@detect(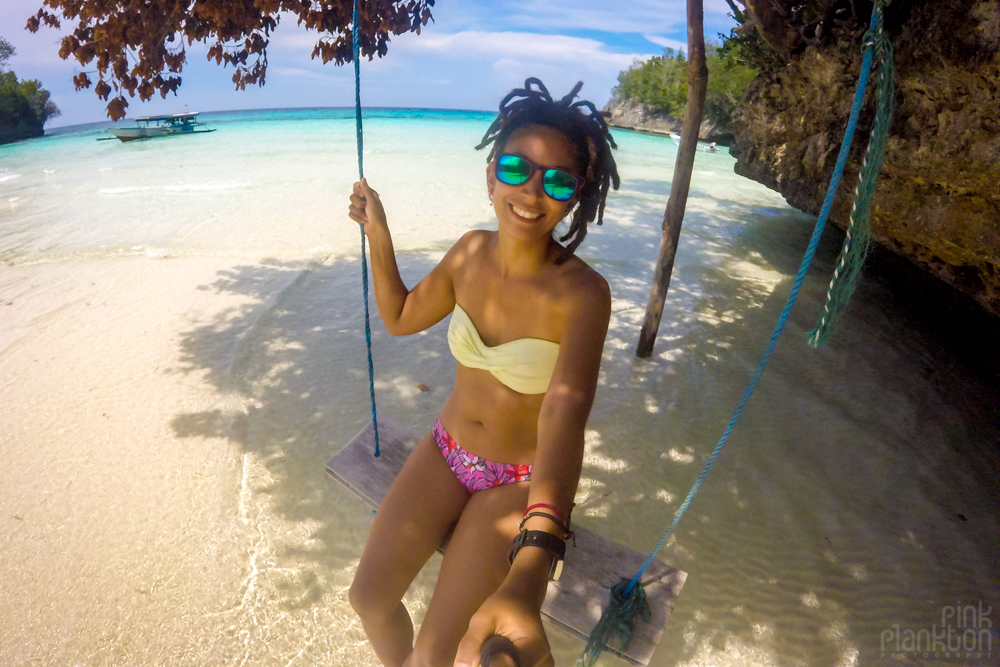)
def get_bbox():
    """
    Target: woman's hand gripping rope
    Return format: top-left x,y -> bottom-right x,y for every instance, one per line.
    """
348,178 -> 388,237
